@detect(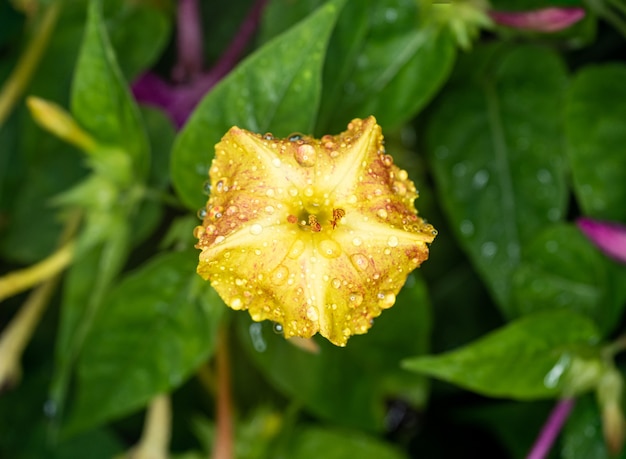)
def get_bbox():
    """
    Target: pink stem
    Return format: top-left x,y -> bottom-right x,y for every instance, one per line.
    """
527,398 -> 575,459
172,0 -> 204,83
